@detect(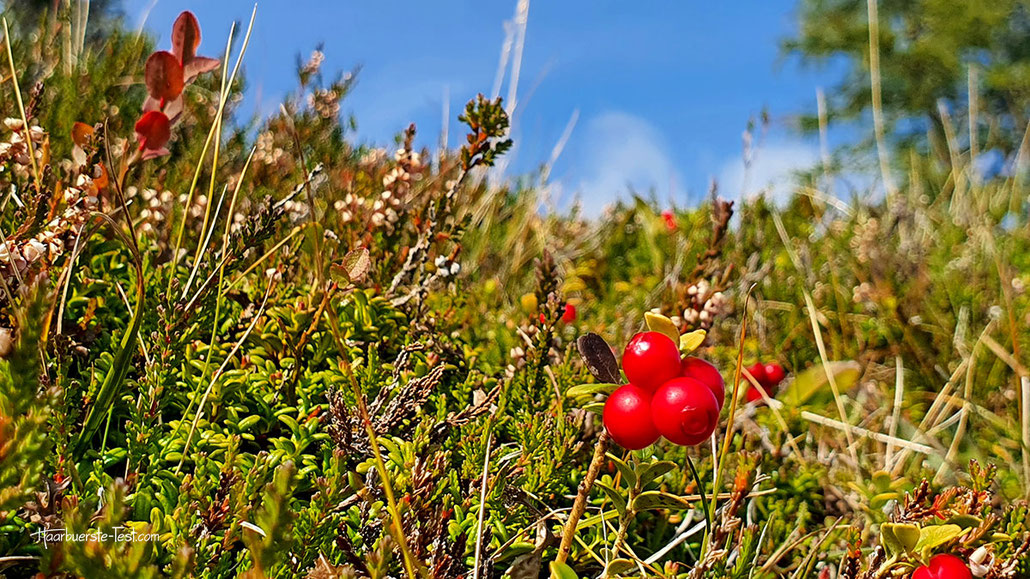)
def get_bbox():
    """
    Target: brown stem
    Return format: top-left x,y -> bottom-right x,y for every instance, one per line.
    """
556,429 -> 610,563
